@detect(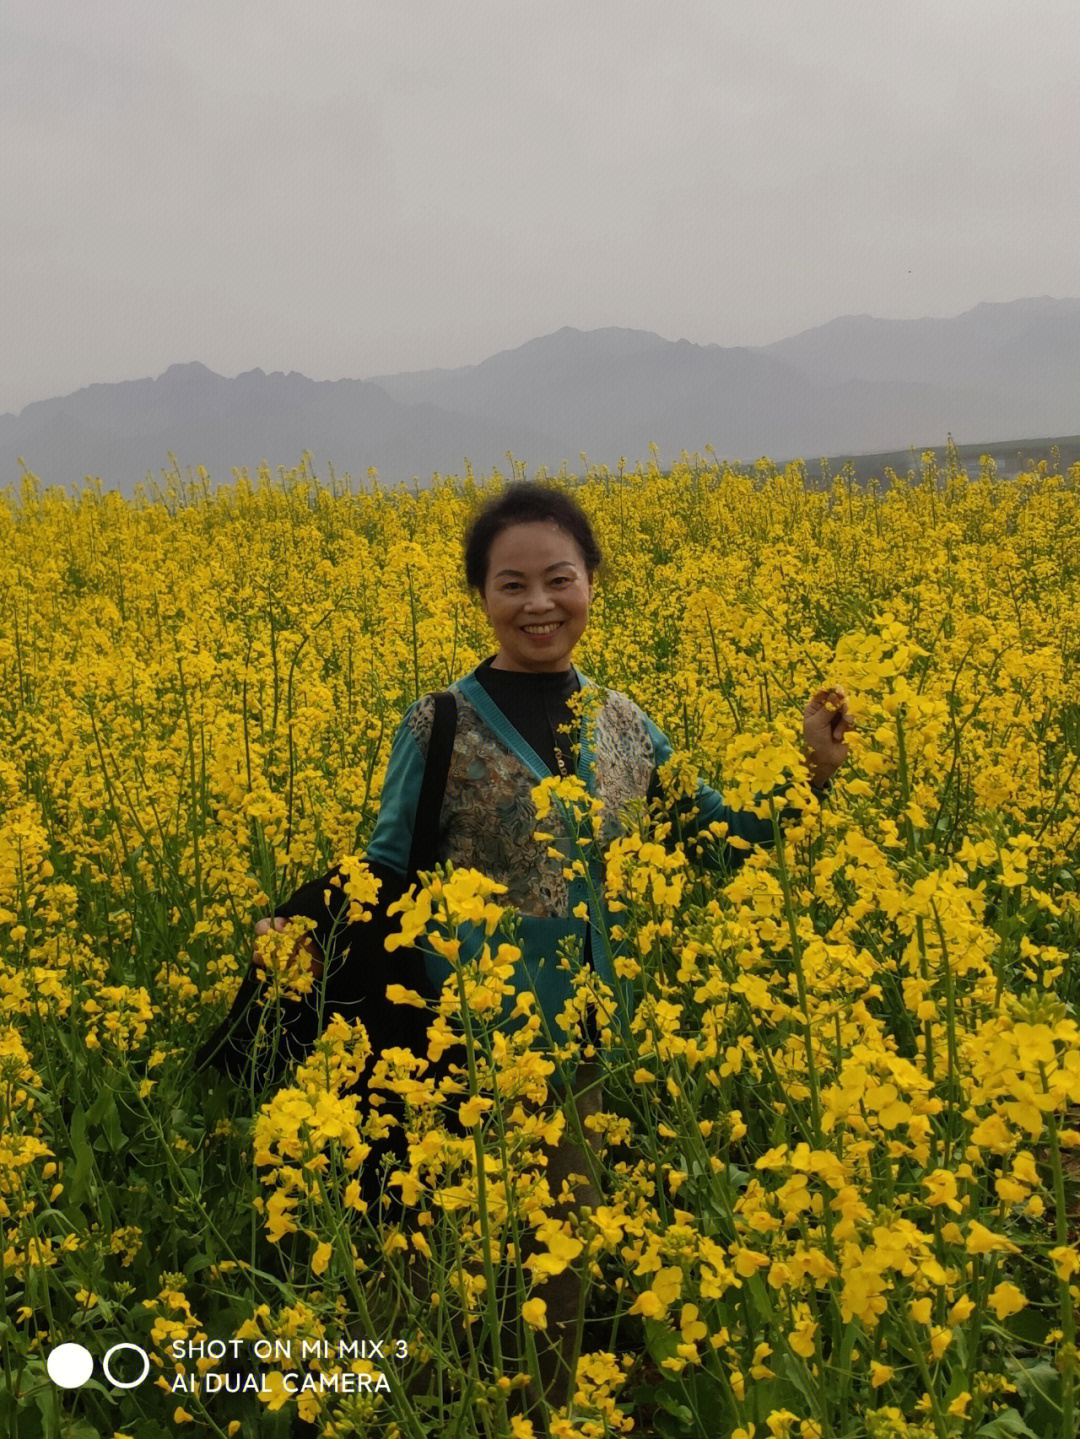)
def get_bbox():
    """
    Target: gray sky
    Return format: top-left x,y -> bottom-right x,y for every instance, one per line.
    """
4,0 -> 1078,415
